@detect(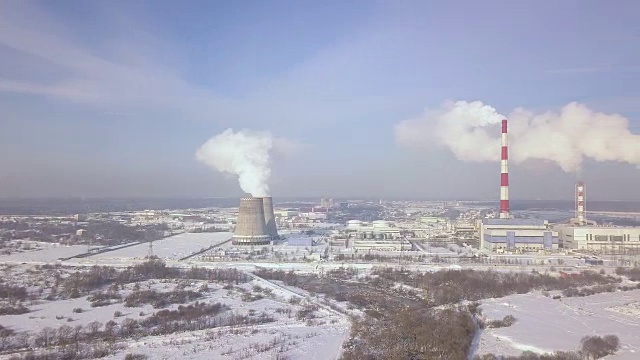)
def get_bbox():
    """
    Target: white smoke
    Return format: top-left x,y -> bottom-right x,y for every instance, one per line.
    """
196,129 -> 275,197
395,100 -> 640,172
